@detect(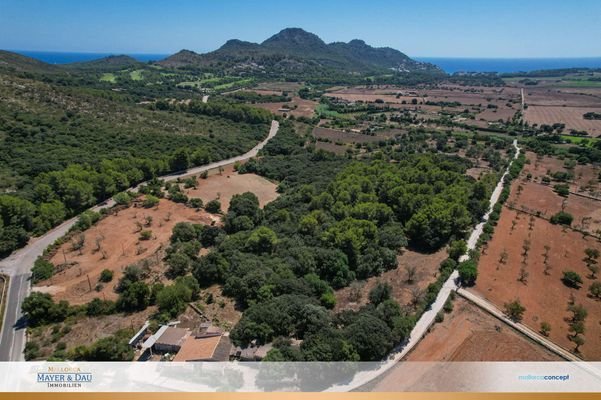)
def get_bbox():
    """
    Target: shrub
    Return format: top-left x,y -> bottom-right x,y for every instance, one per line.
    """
588,281 -> 601,299
504,299 -> 526,322
550,211 -> 573,226
188,198 -> 203,209
205,199 -> 221,214
31,258 -> 55,283
139,230 -> 152,241
142,195 -> 160,208
99,269 -> 114,283
113,192 -> 132,206
562,270 -> 583,289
